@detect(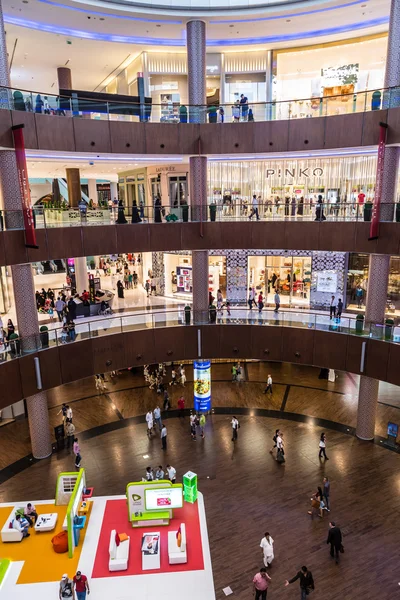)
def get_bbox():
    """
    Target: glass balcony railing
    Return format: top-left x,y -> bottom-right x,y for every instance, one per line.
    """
2,85 -> 400,123
0,202 -> 399,232
0,307 -> 399,366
